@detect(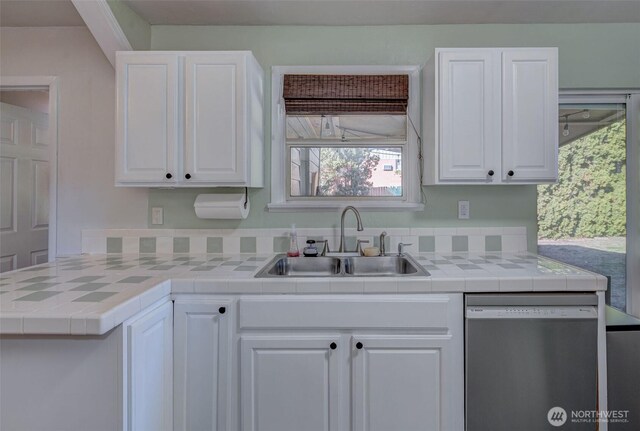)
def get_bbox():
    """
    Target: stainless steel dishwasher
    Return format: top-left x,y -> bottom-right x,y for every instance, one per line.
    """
465,294 -> 598,431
